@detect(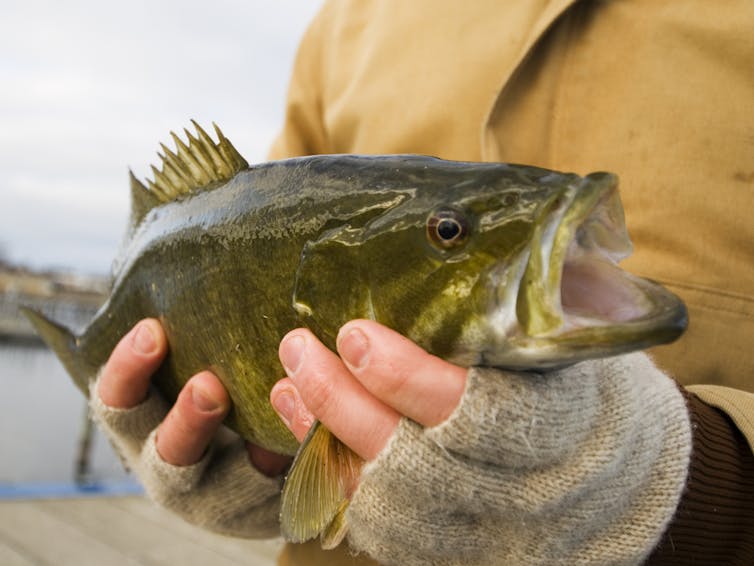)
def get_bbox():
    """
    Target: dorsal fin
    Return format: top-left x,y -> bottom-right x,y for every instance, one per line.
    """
138,121 -> 248,209
122,122 -> 248,259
